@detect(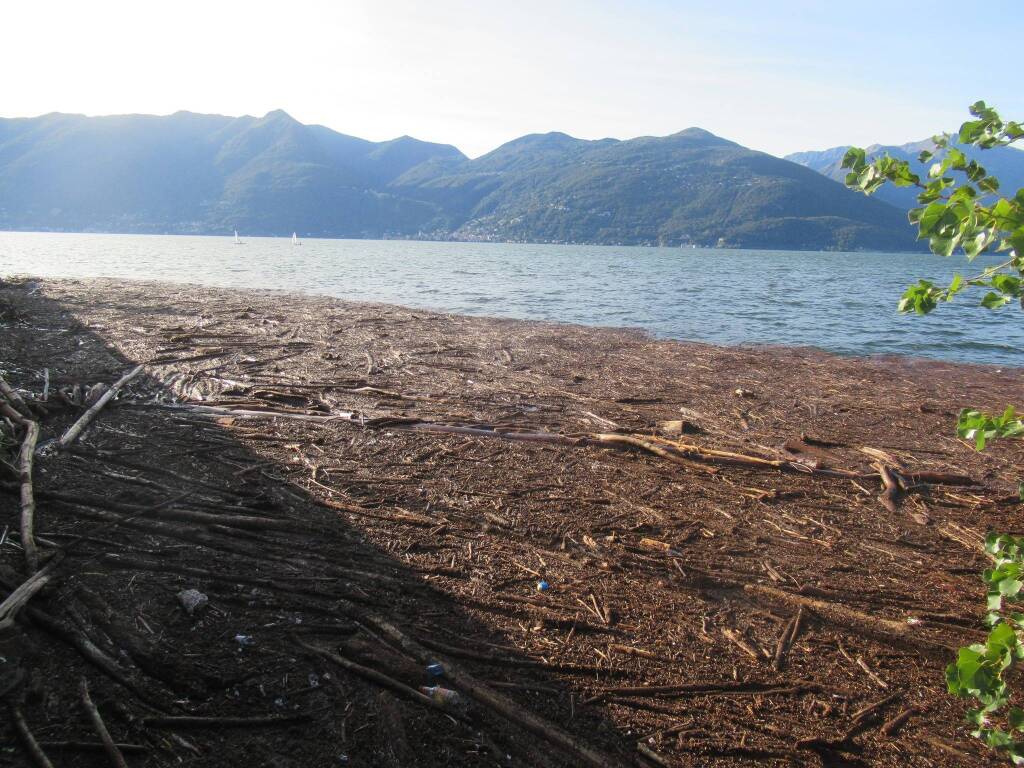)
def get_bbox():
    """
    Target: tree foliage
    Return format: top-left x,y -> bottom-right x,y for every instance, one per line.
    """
843,101 -> 1023,315
843,103 -> 1024,762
